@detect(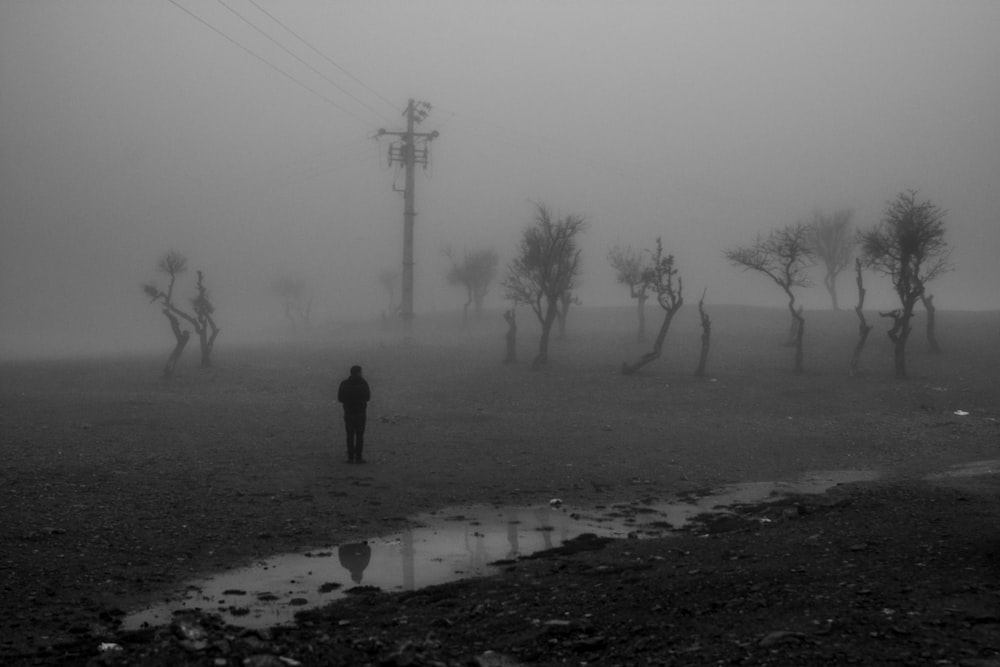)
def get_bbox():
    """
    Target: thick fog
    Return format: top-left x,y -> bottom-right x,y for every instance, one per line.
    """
2,1 -> 998,358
